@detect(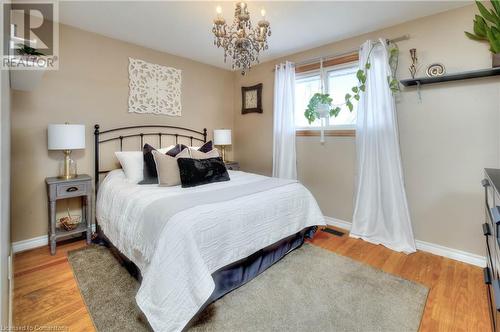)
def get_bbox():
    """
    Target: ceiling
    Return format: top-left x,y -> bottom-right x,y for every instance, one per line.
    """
59,1 -> 470,70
